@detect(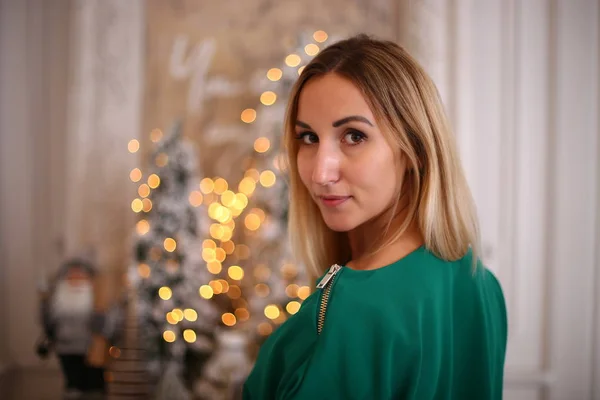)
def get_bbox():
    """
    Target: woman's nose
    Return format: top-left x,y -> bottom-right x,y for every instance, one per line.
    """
312,146 -> 341,186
